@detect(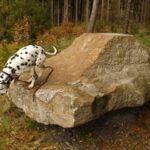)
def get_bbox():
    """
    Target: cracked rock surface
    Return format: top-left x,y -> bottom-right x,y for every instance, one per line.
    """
8,33 -> 150,128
